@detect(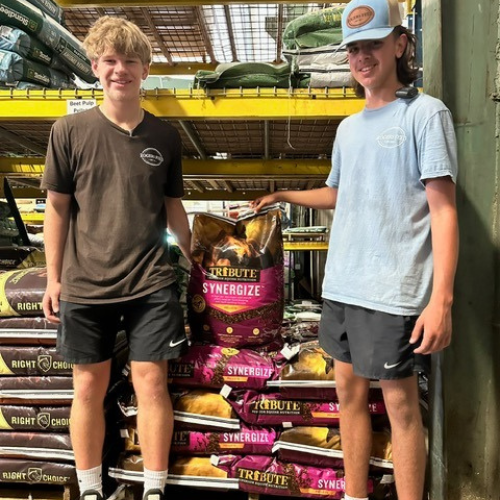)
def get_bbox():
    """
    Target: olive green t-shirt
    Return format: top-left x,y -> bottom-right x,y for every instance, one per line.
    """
41,106 -> 184,303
